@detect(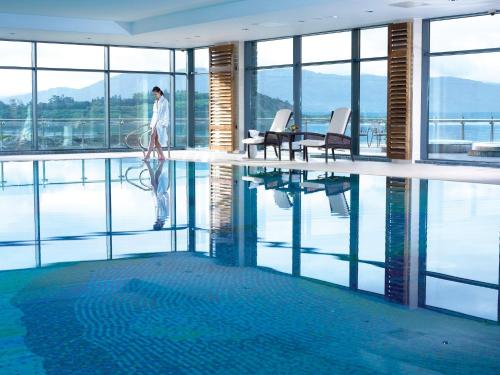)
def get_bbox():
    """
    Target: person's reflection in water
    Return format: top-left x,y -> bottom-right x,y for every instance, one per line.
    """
145,160 -> 170,231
